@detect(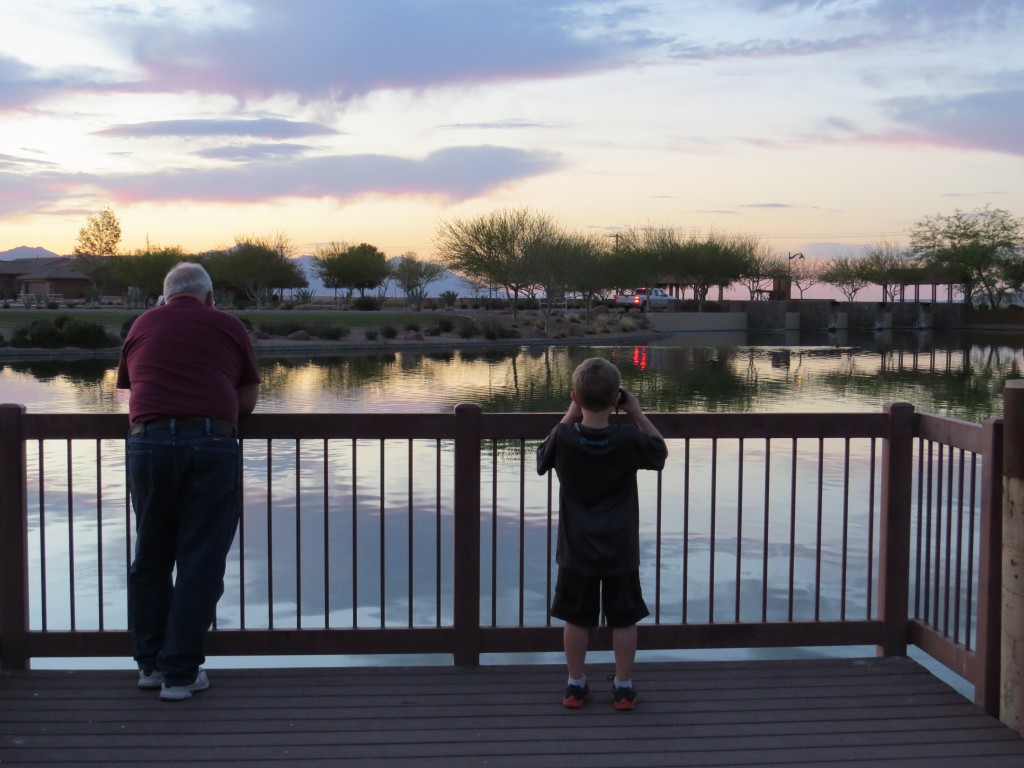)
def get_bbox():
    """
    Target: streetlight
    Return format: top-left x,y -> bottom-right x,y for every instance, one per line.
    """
787,252 -> 804,300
